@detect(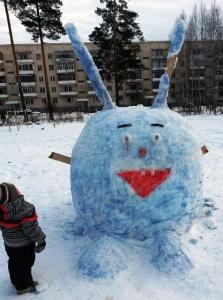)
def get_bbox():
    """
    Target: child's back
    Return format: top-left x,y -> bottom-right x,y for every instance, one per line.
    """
0,182 -> 46,295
